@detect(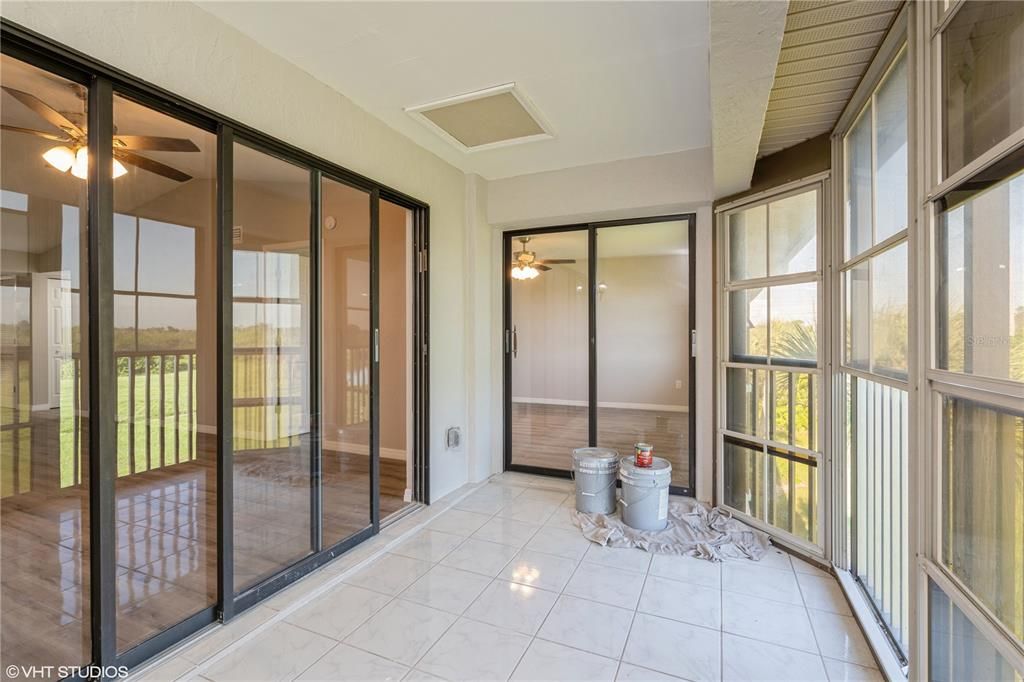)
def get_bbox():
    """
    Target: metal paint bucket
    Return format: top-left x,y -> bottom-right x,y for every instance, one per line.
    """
619,456 -> 672,531
572,447 -> 619,514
